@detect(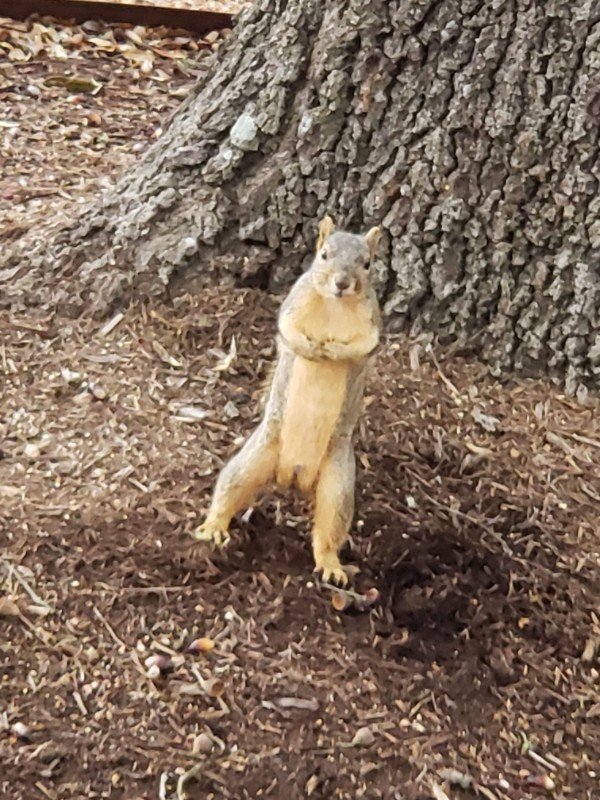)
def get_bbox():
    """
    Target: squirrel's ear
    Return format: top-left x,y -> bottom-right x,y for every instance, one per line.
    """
317,215 -> 335,250
364,226 -> 381,260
